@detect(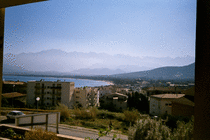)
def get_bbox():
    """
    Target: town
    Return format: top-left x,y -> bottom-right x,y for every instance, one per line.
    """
2,79 -> 195,118
0,78 -> 195,139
